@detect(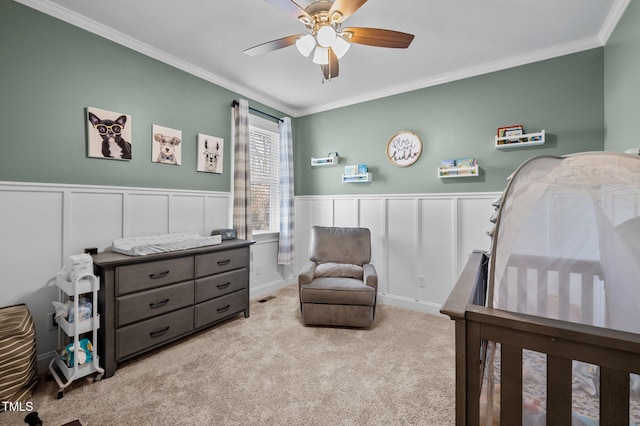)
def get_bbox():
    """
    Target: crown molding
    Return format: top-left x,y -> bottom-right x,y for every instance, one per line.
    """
296,36 -> 604,116
13,0 -> 298,117
14,0 -> 620,118
598,0 -> 631,44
